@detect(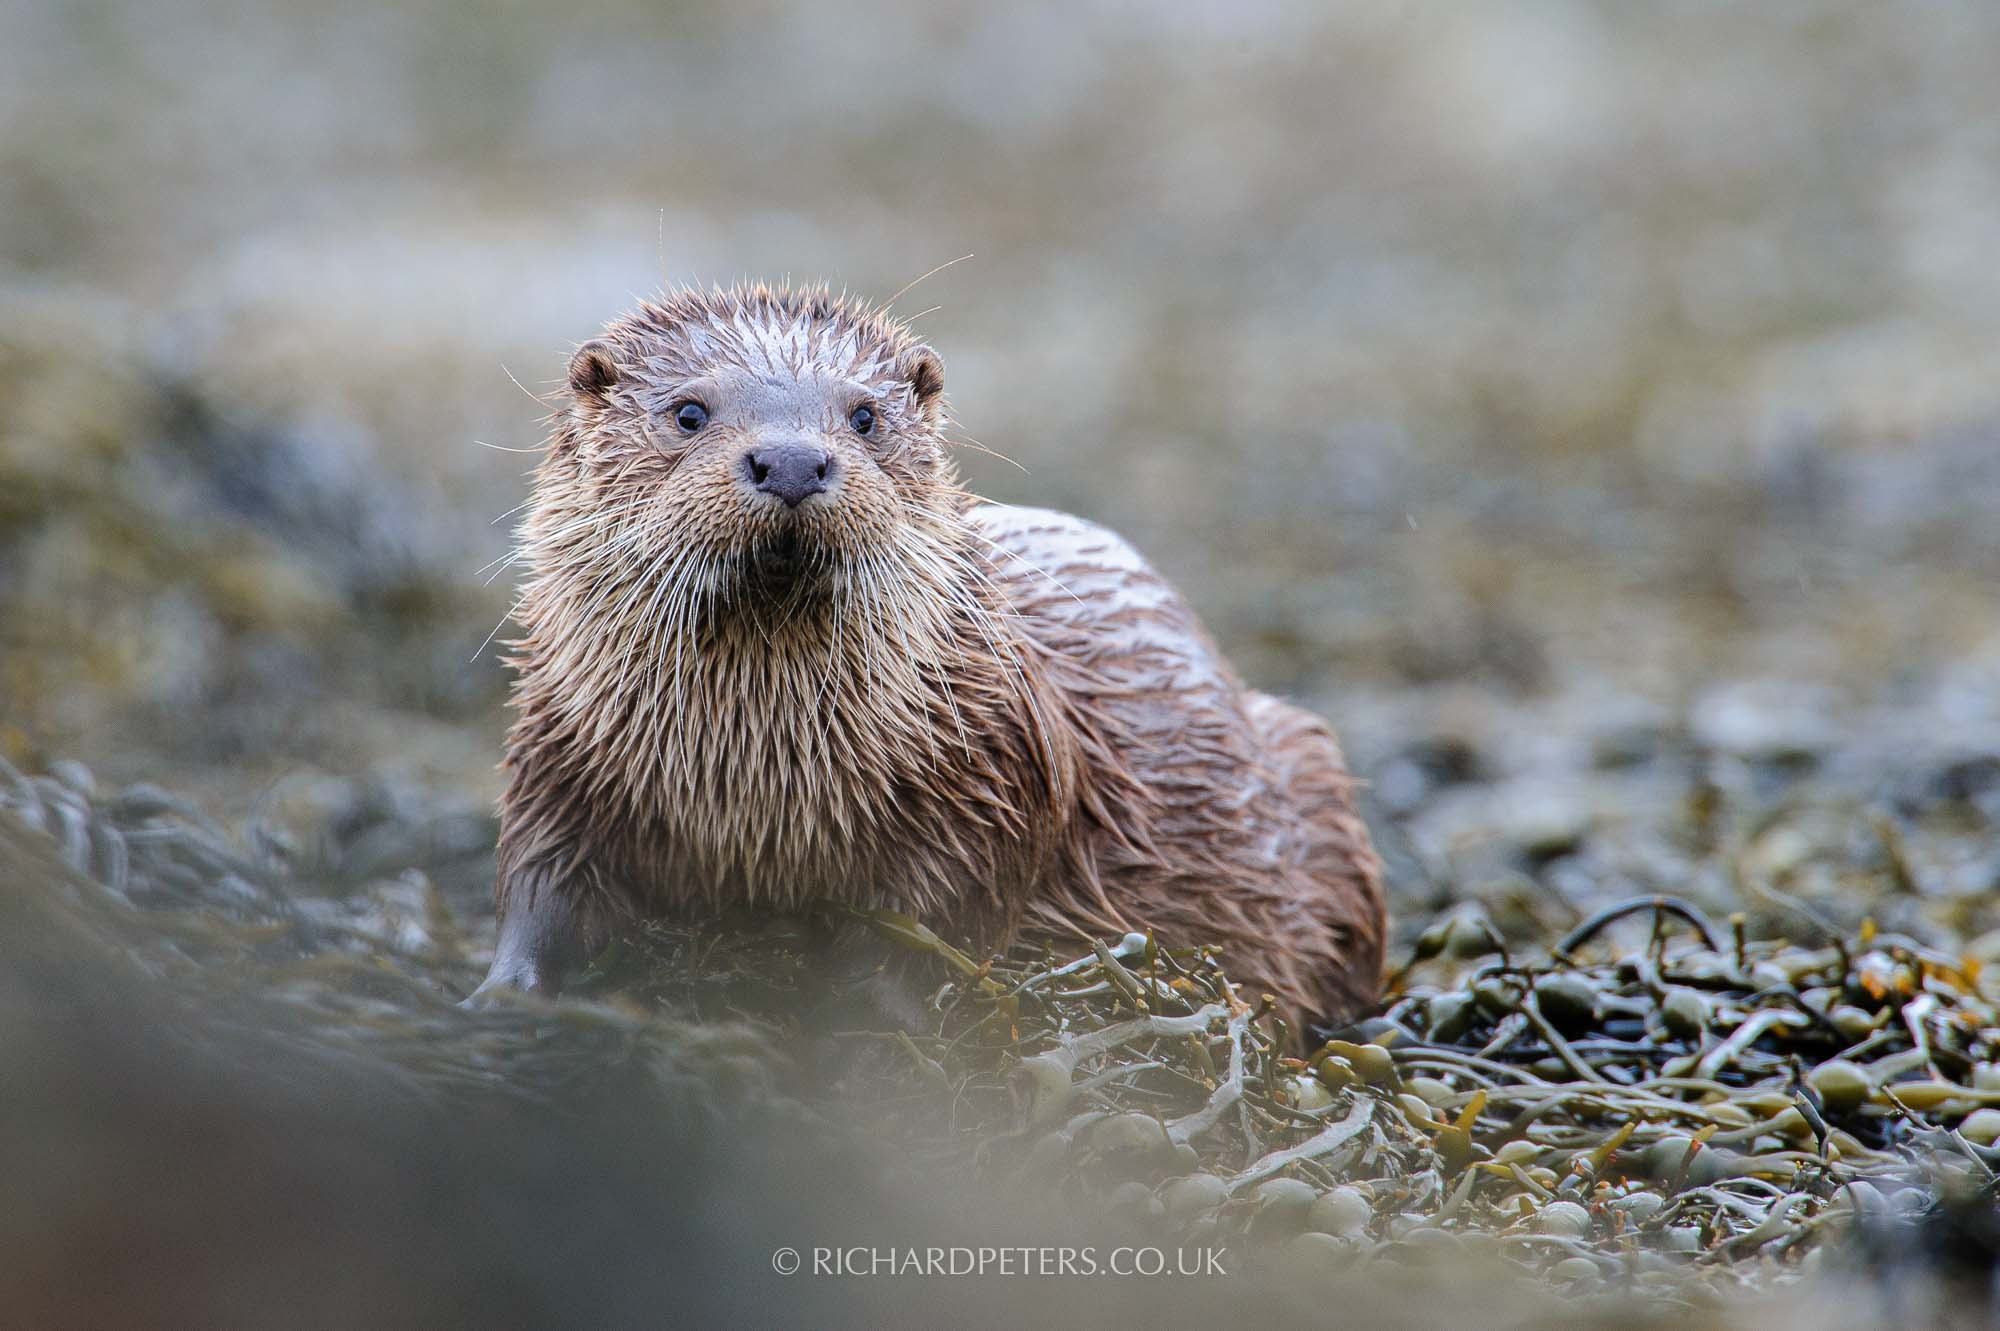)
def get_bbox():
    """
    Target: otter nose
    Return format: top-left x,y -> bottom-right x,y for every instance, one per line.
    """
744,444 -> 831,507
